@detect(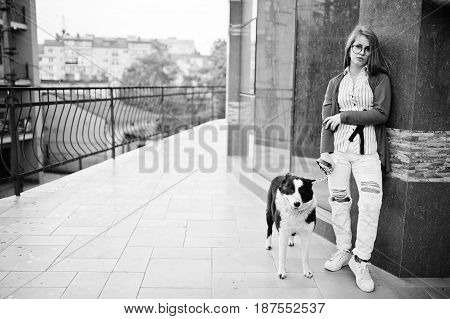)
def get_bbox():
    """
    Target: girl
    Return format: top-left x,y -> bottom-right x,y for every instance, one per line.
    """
320,25 -> 391,293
